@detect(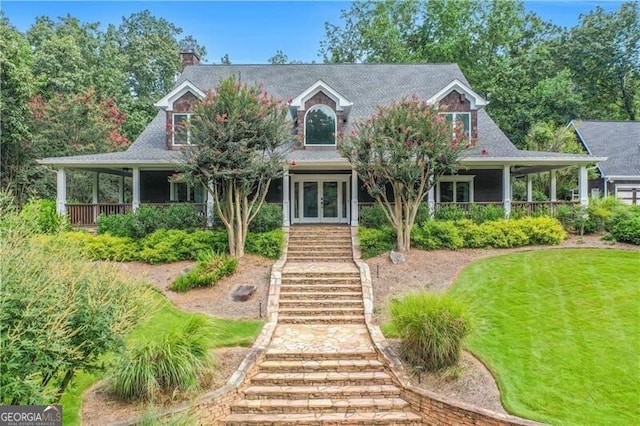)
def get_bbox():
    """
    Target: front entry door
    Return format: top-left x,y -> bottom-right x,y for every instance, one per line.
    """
292,175 -> 349,224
